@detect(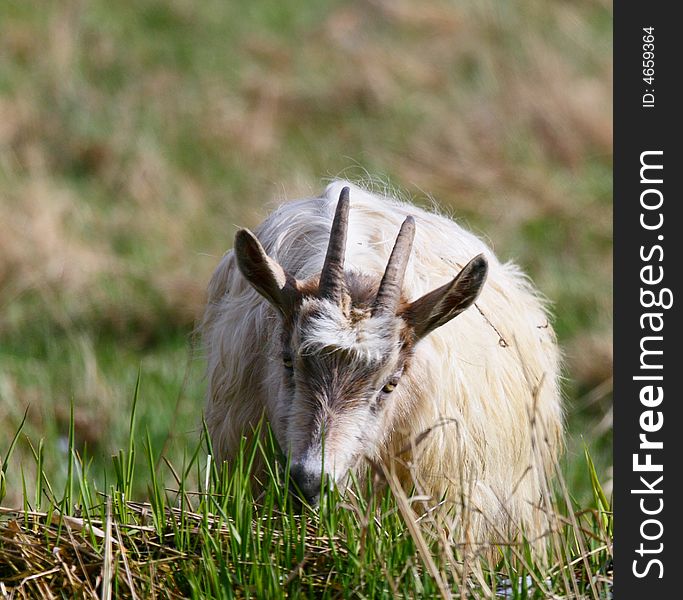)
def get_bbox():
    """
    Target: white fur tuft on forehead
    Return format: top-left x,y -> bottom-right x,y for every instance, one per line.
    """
297,299 -> 400,364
